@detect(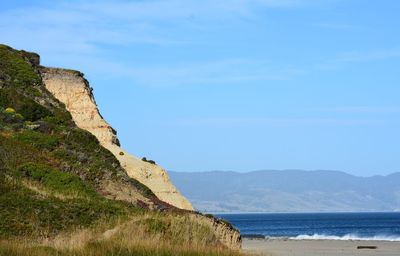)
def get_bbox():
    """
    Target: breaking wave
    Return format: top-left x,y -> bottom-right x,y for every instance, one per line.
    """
290,234 -> 400,241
